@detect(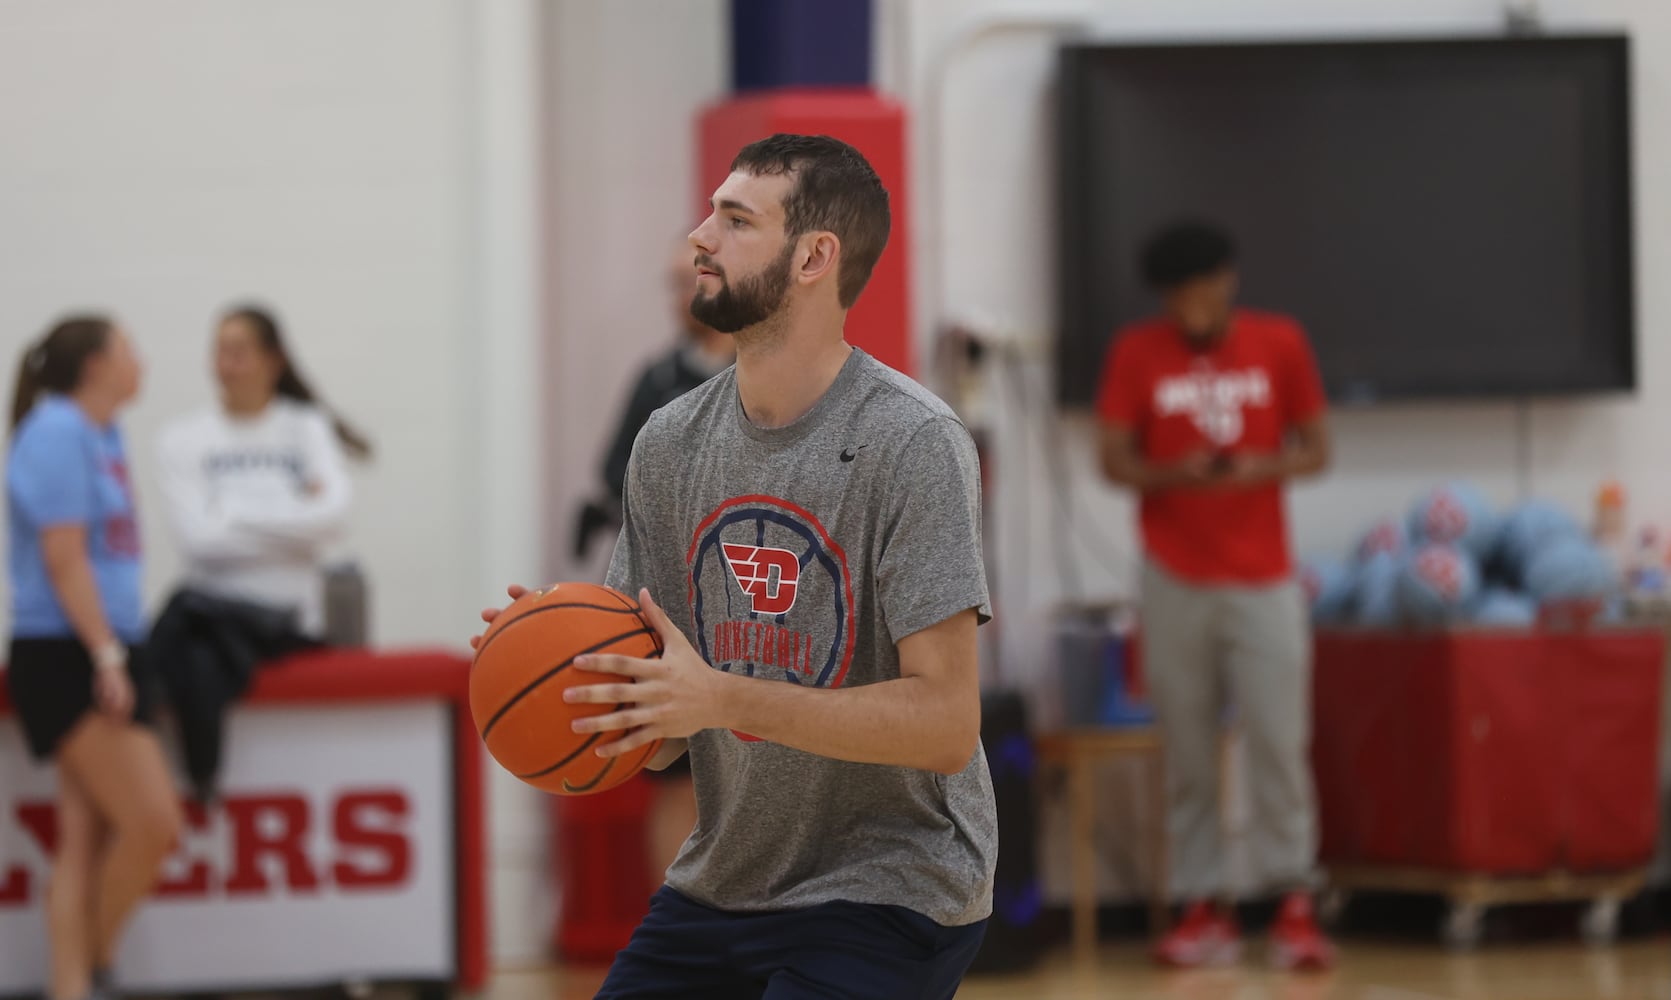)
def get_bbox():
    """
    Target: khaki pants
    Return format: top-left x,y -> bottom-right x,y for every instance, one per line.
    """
1141,560 -> 1318,900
